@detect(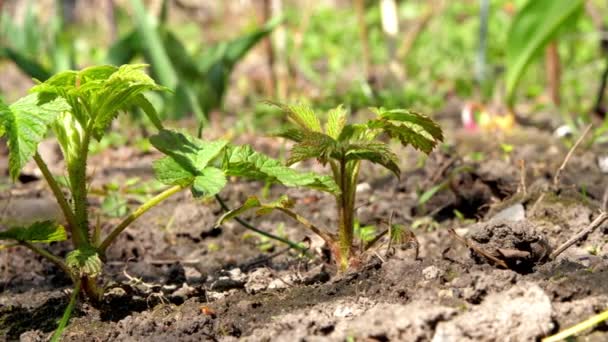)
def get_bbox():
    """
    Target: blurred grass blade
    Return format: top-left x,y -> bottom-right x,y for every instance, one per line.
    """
107,30 -> 141,66
0,47 -> 51,81
129,0 -> 177,89
505,0 -> 583,106
543,307 -> 608,342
